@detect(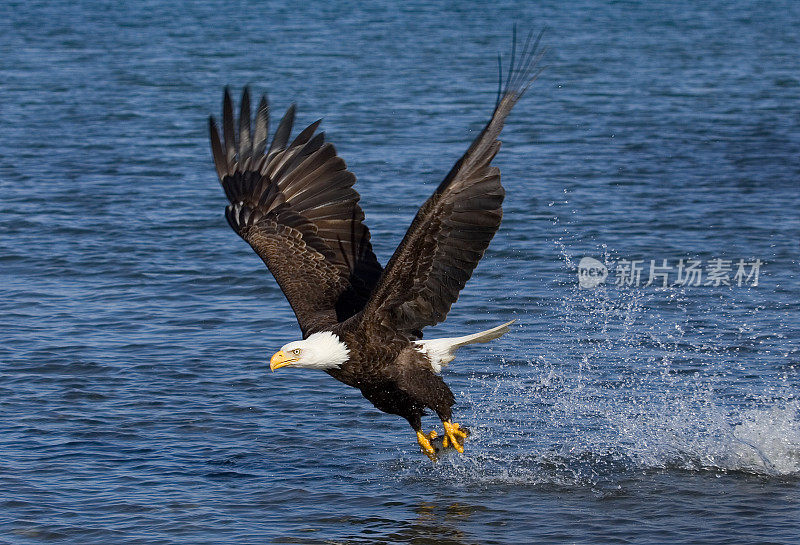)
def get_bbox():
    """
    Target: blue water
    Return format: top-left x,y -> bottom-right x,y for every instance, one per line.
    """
2,1 -> 799,543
